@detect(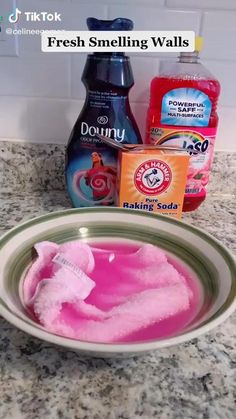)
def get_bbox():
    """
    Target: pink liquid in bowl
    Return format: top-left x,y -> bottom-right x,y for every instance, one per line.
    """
23,240 -> 203,344
88,242 -> 202,342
